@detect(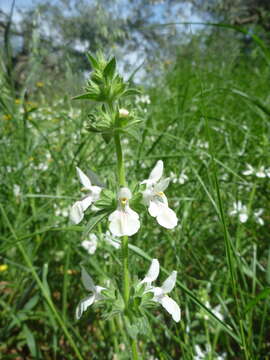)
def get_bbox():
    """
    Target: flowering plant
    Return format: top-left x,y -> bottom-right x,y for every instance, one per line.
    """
70,53 -> 180,358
